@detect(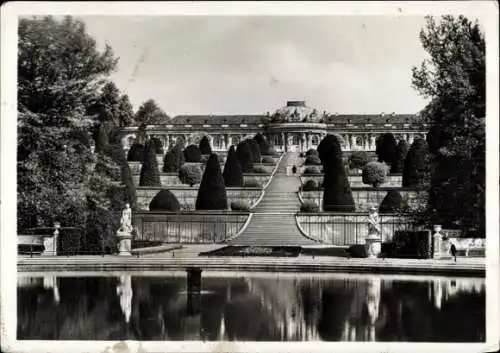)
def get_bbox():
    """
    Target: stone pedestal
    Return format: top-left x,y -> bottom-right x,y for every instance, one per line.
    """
116,231 -> 133,256
365,234 -> 382,258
